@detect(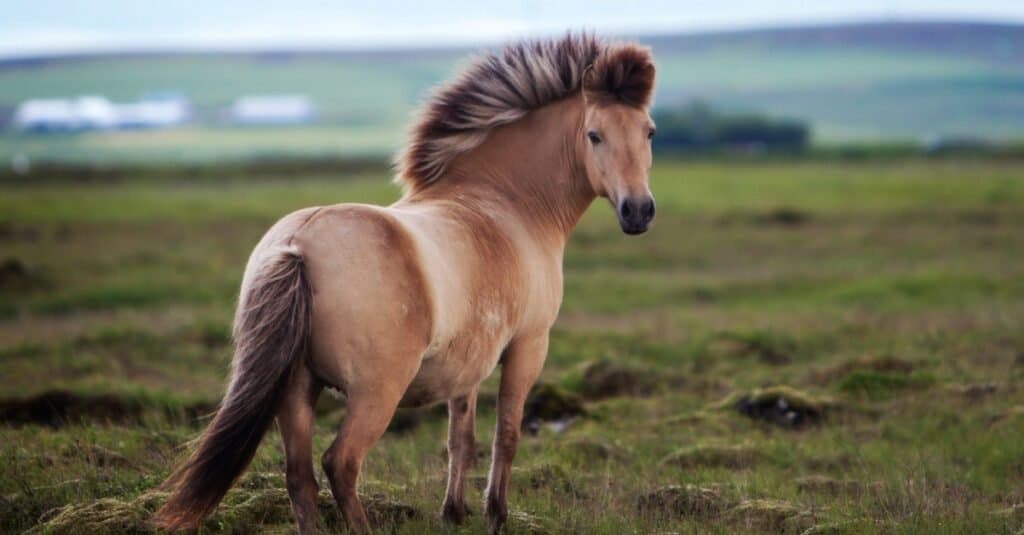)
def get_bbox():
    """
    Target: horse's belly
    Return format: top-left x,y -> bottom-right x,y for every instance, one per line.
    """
399,336 -> 504,407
